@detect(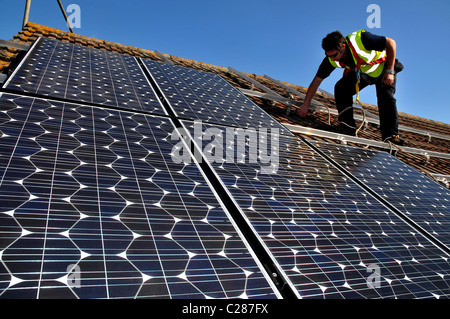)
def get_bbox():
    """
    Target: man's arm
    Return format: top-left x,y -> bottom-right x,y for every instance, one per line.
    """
361,32 -> 397,85
296,76 -> 323,117
383,37 -> 396,85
